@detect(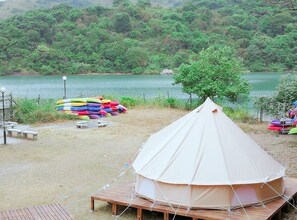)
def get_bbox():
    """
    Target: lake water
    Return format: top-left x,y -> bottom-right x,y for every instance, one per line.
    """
0,72 -> 290,100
